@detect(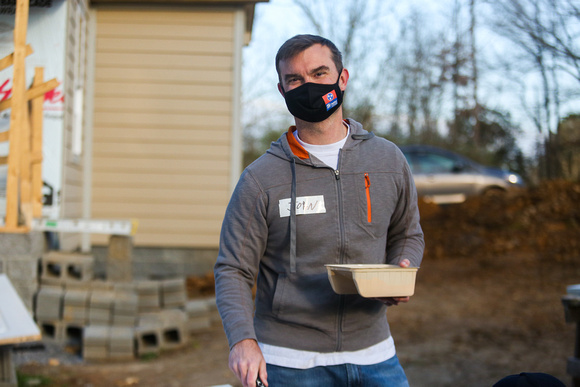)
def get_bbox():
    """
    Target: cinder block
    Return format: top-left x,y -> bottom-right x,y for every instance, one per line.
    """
63,322 -> 84,350
89,280 -> 115,291
112,314 -> 136,327
109,326 -> 135,359
37,320 -> 65,343
134,312 -> 164,356
0,346 -> 17,387
41,252 -> 94,284
0,232 -> 44,256
160,278 -> 187,308
136,280 -> 159,294
185,300 -> 211,333
107,235 -> 133,283
114,291 -> 139,313
64,289 -> 90,306
135,280 -> 161,312
83,325 -> 110,361
204,296 -> 220,324
111,291 -> 138,327
35,287 -> 63,321
161,278 -> 185,292
84,325 -> 110,345
114,282 -> 136,293
88,290 -> 114,325
6,258 -> 38,280
159,309 -> 188,350
62,289 -> 89,324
